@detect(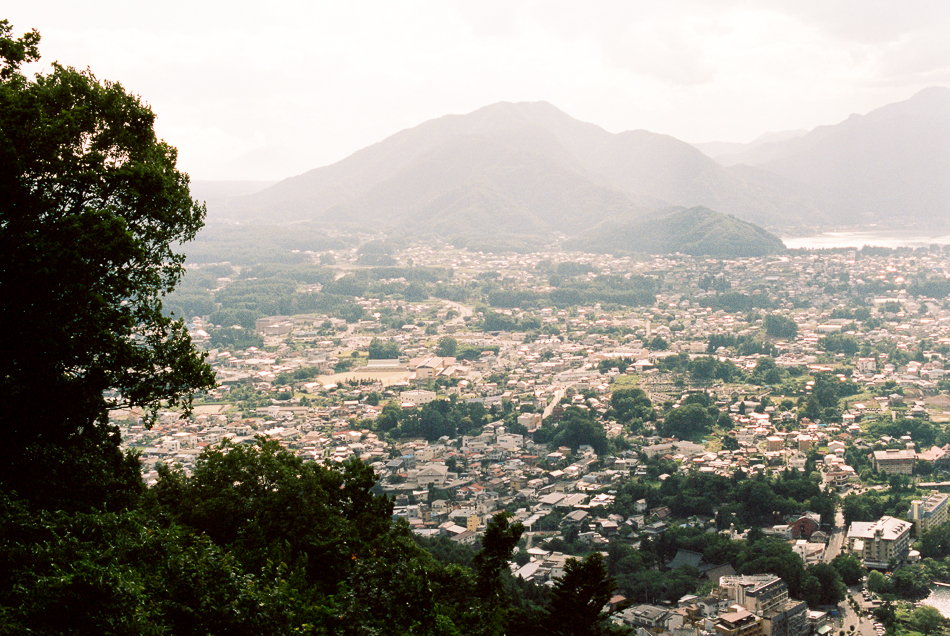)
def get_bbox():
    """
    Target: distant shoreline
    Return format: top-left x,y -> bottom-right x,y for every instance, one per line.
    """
782,230 -> 950,250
